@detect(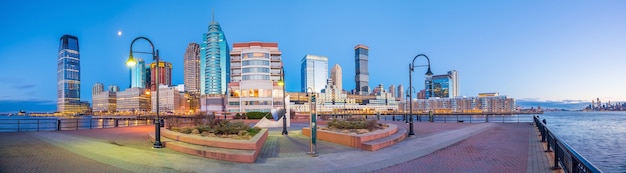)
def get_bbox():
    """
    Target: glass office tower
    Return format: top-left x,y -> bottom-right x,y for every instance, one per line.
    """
200,16 -> 230,95
57,34 -> 81,113
131,58 -> 146,88
354,44 -> 369,95
301,54 -> 328,93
